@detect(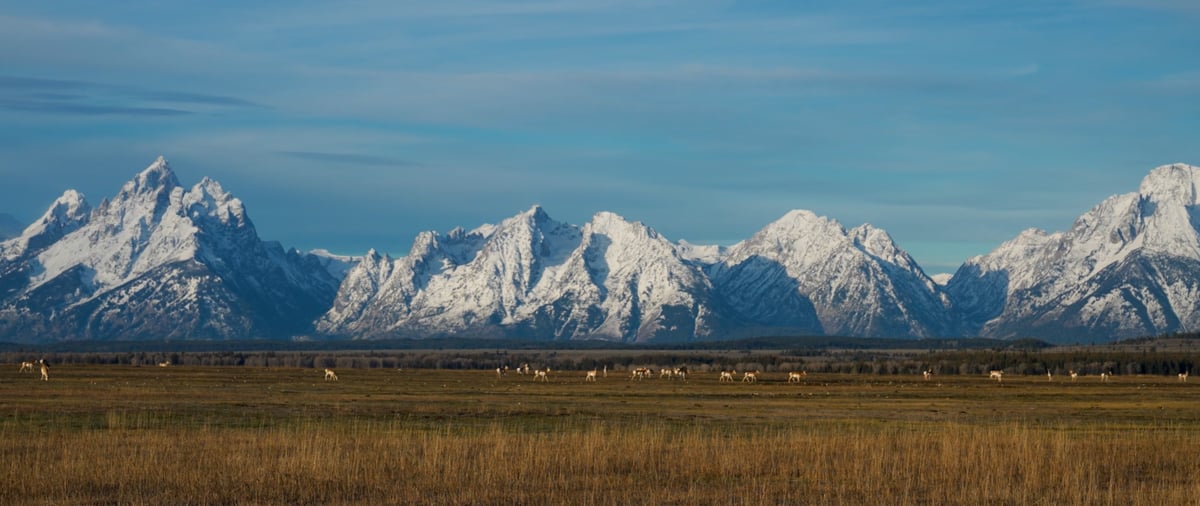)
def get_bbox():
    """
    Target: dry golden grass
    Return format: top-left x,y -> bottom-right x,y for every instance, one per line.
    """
2,365 -> 1199,504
